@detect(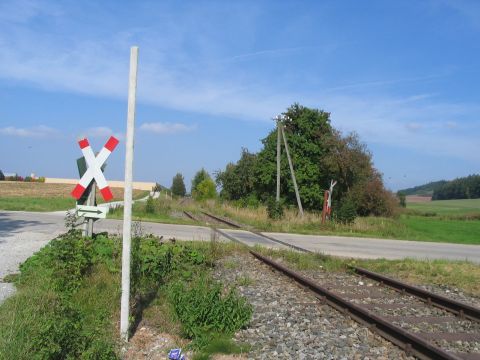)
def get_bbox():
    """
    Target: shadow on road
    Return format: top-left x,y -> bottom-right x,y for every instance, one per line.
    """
0,212 -> 53,237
